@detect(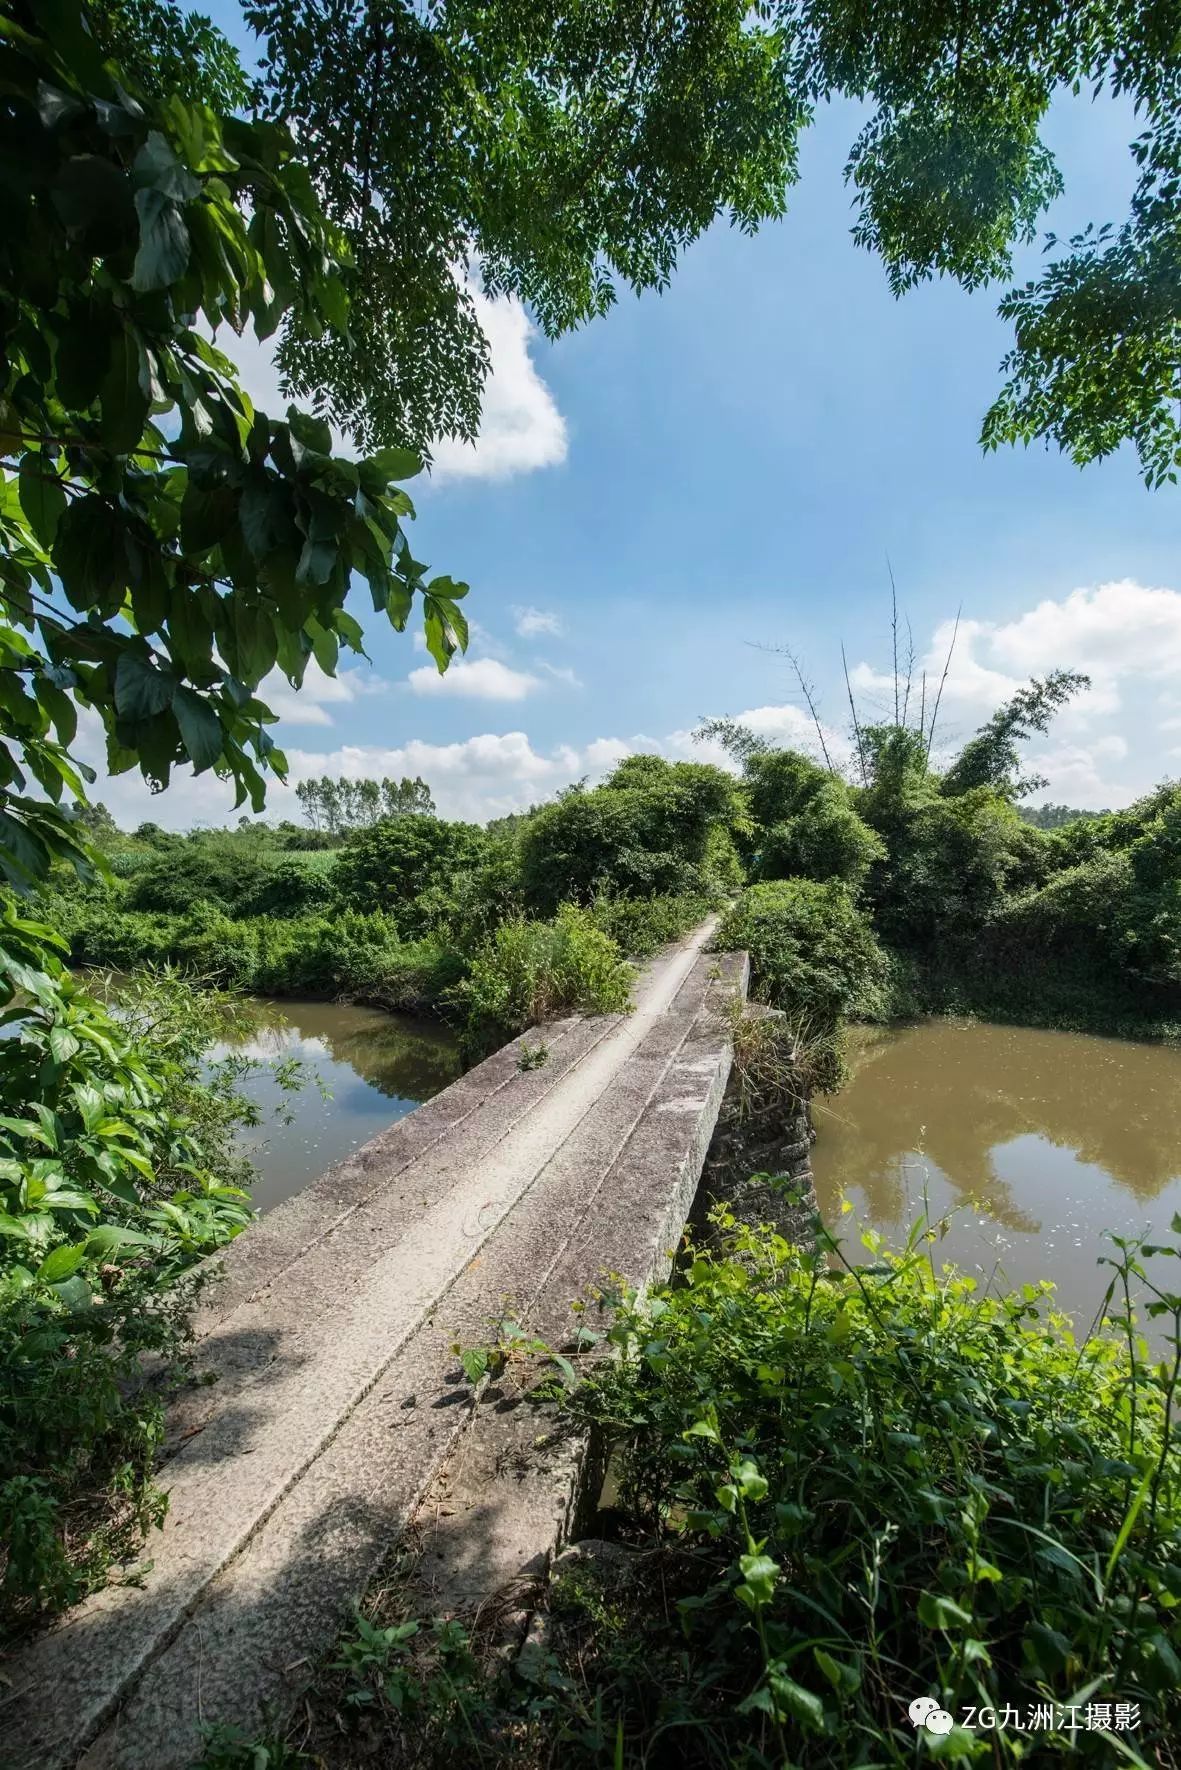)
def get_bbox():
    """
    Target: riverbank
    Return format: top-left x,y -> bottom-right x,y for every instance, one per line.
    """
879,942 -> 1181,1045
